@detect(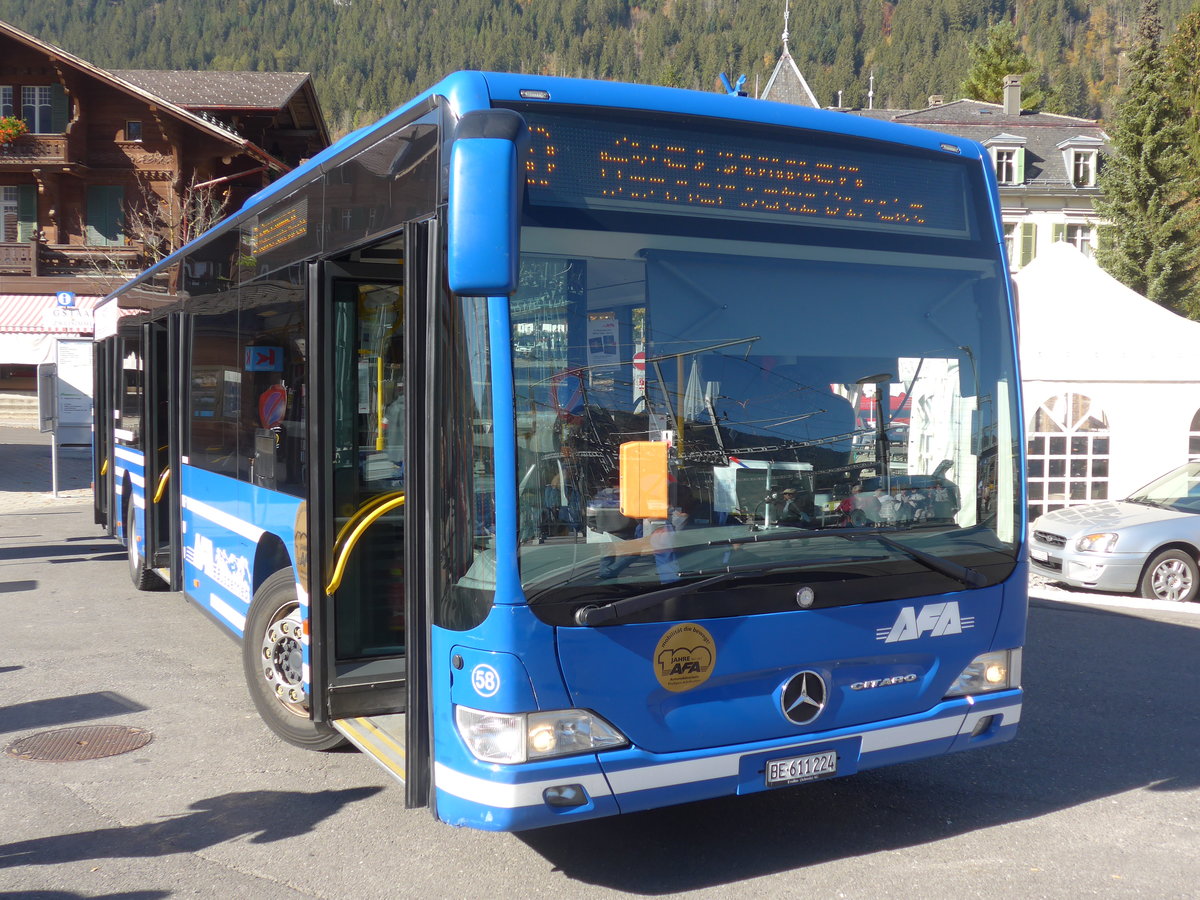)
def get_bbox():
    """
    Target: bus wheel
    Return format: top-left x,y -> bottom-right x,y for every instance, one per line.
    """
242,568 -> 346,750
125,504 -> 164,591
